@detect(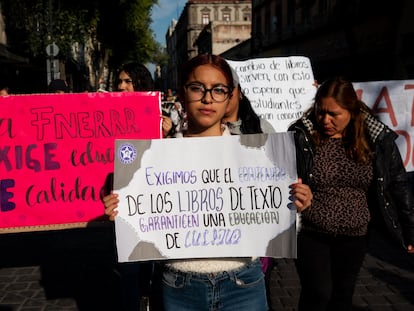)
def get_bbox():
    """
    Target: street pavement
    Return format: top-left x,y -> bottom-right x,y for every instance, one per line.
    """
0,224 -> 413,311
